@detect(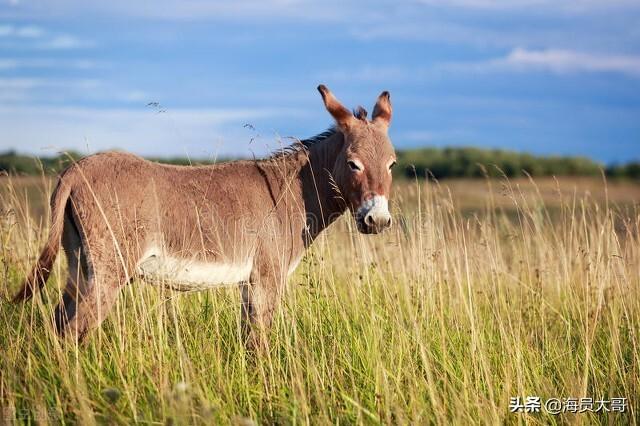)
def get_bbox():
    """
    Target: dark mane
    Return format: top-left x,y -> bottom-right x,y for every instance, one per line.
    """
268,127 -> 338,159
267,104 -> 367,159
